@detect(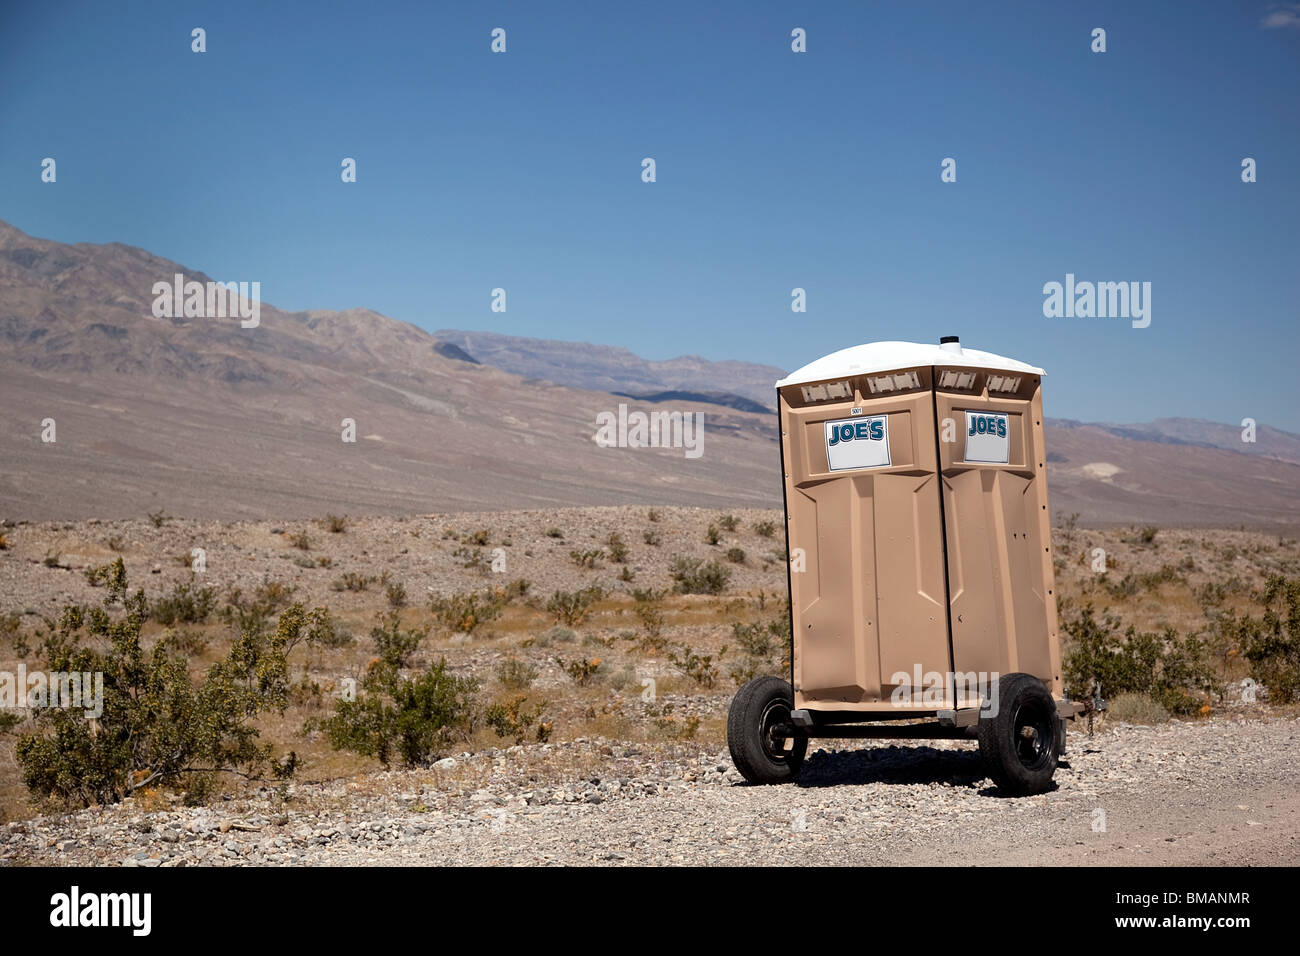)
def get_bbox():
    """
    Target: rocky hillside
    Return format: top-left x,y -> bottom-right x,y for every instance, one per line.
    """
0,220 -> 780,520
